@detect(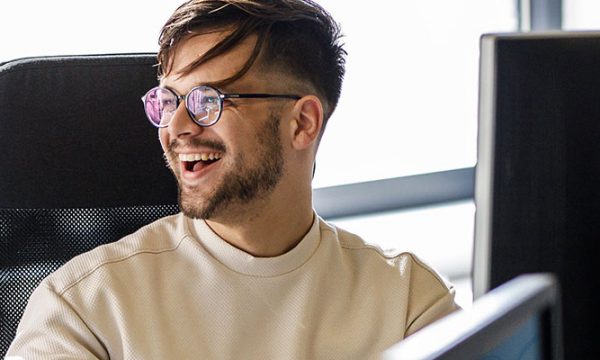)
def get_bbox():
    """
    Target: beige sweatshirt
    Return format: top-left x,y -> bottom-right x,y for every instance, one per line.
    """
7,213 -> 458,359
